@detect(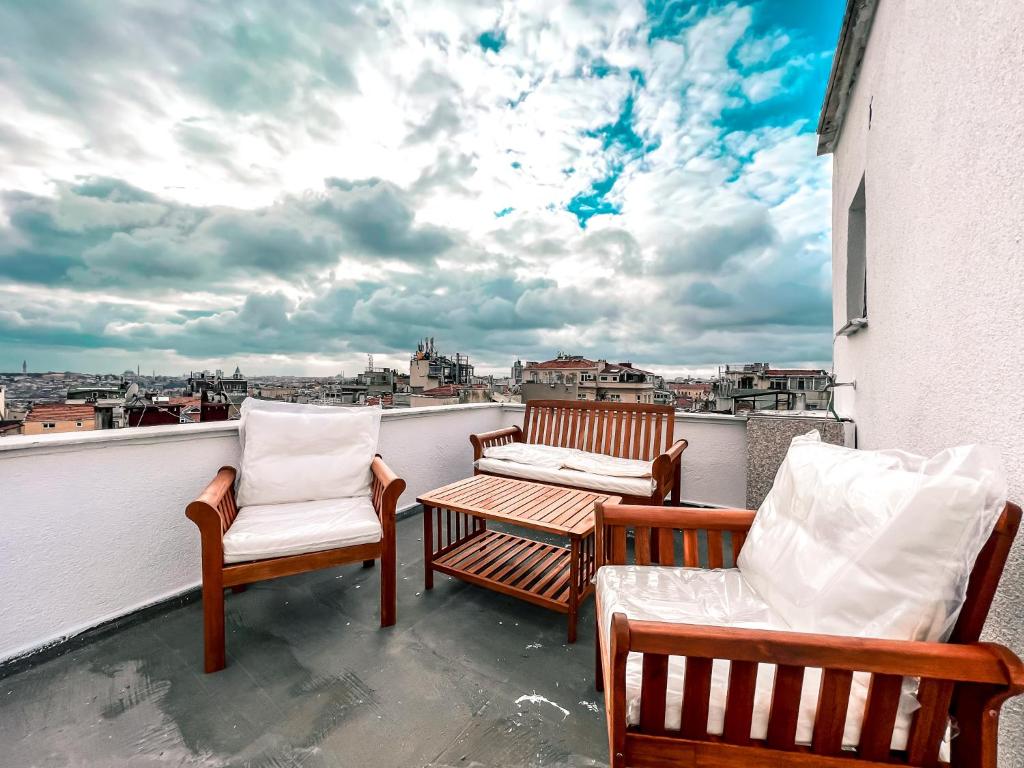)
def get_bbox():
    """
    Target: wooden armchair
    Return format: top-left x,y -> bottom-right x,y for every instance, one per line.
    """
470,400 -> 687,505
186,456 -> 405,673
593,501 -> 1023,767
